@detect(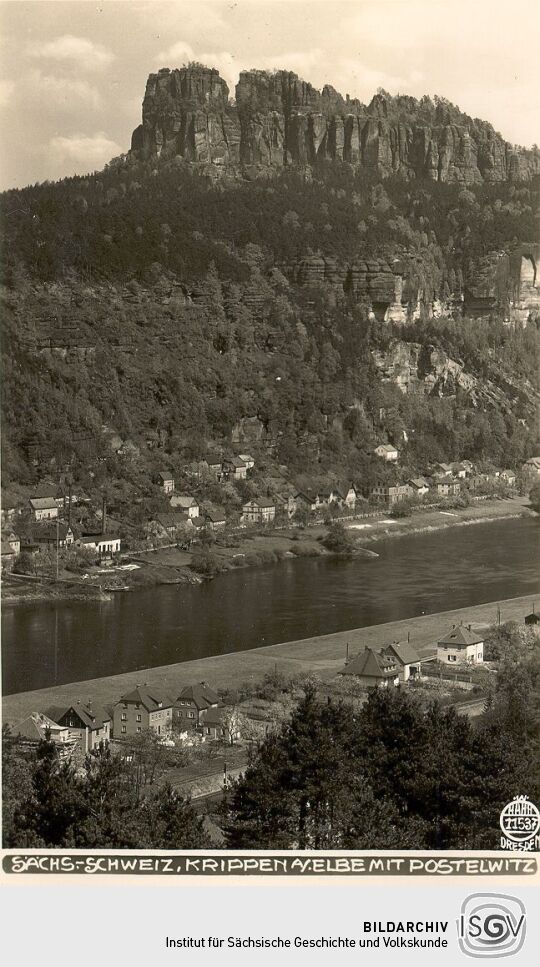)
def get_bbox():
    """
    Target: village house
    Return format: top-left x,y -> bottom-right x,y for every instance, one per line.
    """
241,499 -> 276,524
175,682 -> 219,730
29,497 -> 58,521
370,484 -> 411,506
437,624 -> 484,664
222,456 -> 248,481
381,642 -> 423,682
436,477 -> 461,497
238,454 -> 255,471
47,702 -> 111,753
113,685 -> 174,737
500,469 -> 516,486
342,485 -> 358,510
157,471 -> 175,494
523,456 -> 540,476
374,443 -> 399,462
295,491 -> 319,514
2,531 -> 20,554
146,513 -> 192,541
408,477 -> 430,497
78,534 -> 121,557
204,506 -> 227,530
450,462 -> 469,479
524,609 -> 540,626
34,522 -> 76,550
1,541 -> 17,571
274,491 -> 297,519
433,462 -> 454,477
339,648 -> 400,688
199,705 -> 231,741
14,713 -> 78,760
205,454 -> 224,478
169,494 -> 199,517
